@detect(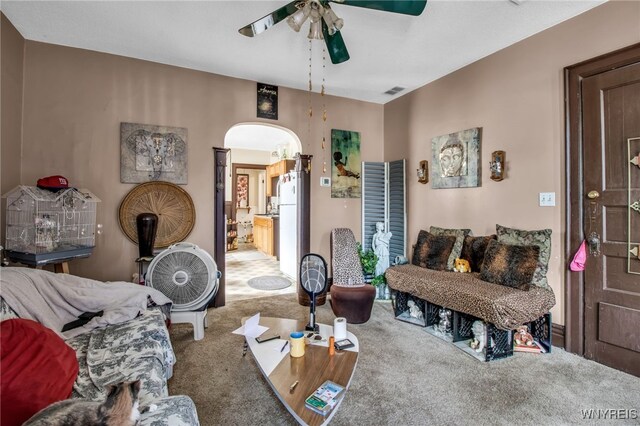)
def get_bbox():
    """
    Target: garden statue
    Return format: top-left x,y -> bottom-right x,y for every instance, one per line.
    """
372,222 -> 392,277
471,320 -> 487,353
408,300 -> 423,320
